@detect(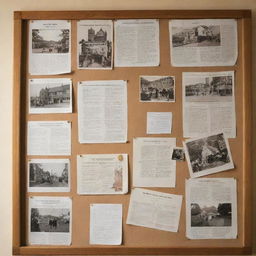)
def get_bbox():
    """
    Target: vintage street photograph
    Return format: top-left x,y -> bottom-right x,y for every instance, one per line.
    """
185,75 -> 233,102
32,29 -> 70,53
191,202 -> 232,227
172,147 -> 185,161
140,76 -> 175,102
78,20 -> 112,69
172,25 -> 221,48
30,207 -> 70,233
